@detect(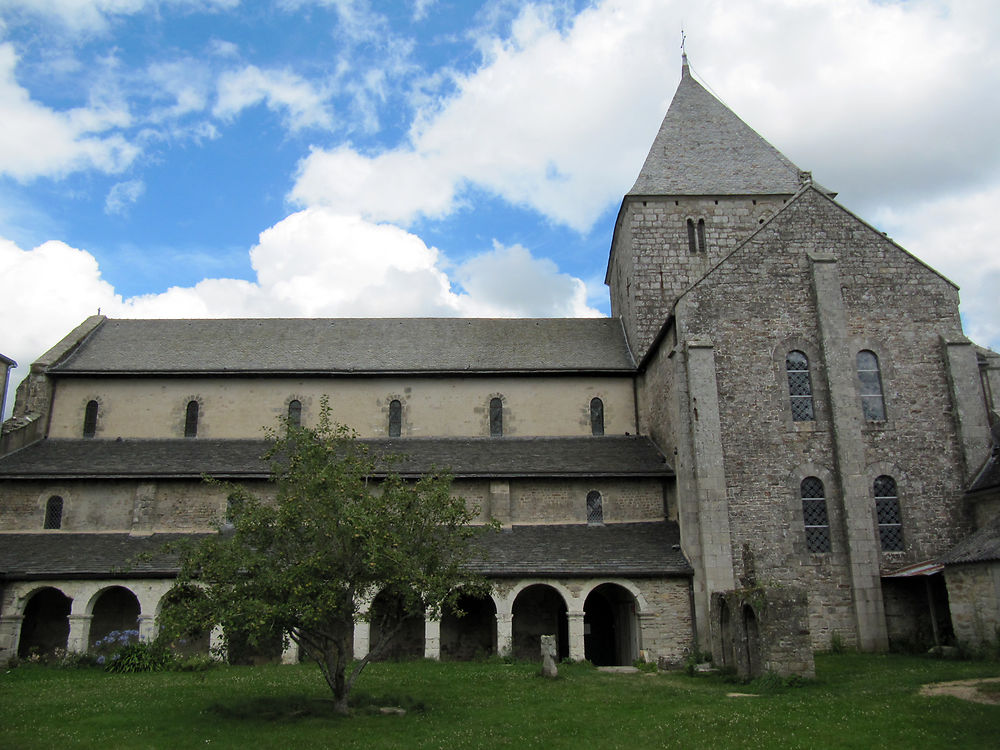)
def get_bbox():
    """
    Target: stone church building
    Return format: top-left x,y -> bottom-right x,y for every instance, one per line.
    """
2,58 -> 998,670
